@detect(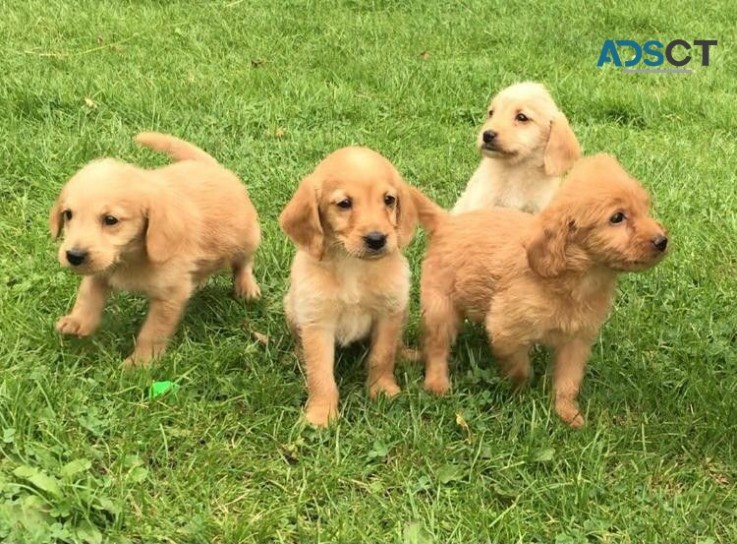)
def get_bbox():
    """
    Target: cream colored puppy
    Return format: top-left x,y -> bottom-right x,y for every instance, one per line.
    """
50,132 -> 261,367
452,82 -> 581,214
279,147 -> 417,427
